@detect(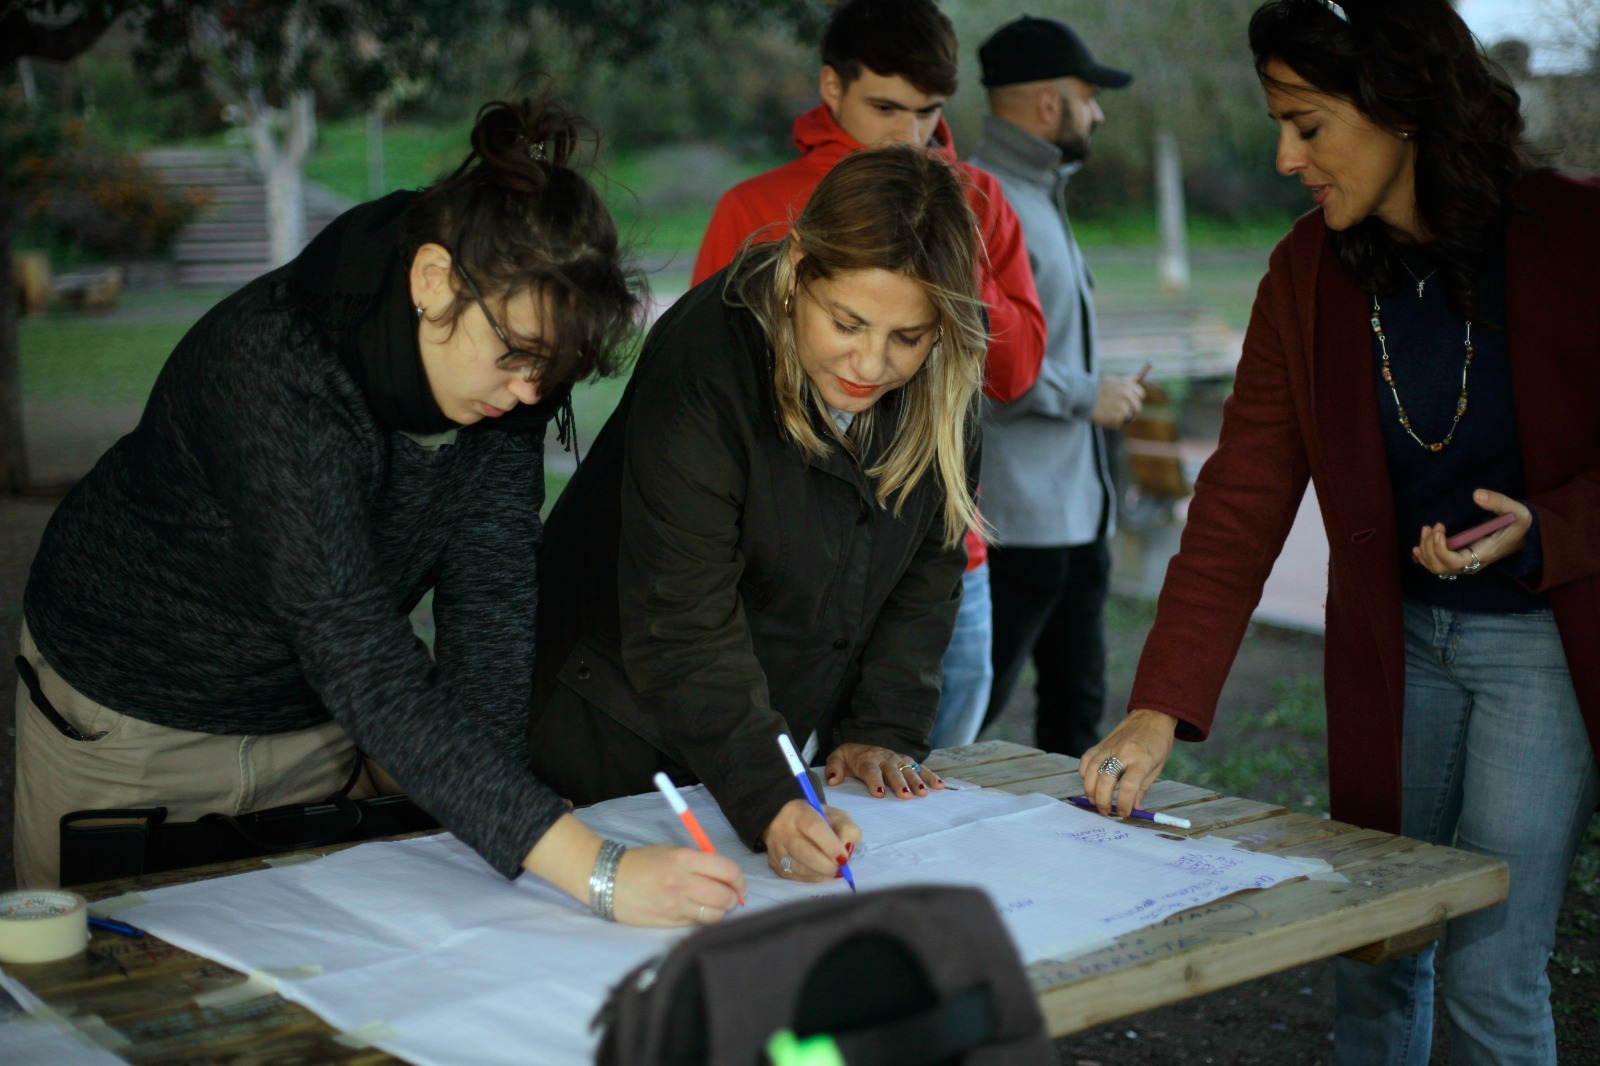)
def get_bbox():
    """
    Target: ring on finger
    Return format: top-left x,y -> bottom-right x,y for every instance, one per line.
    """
696,904 -> 705,924
1461,548 -> 1483,574
1097,755 -> 1126,777
895,762 -> 921,773
779,855 -> 793,875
